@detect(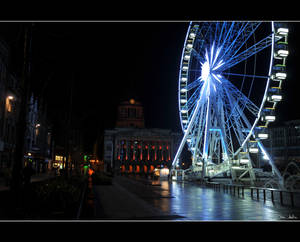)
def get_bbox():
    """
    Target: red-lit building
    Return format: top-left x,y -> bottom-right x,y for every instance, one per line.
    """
103,98 -> 181,175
